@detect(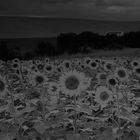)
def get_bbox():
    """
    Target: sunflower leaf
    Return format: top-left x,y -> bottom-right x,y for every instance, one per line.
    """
66,133 -> 84,140
118,107 -> 138,122
34,121 -> 47,134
